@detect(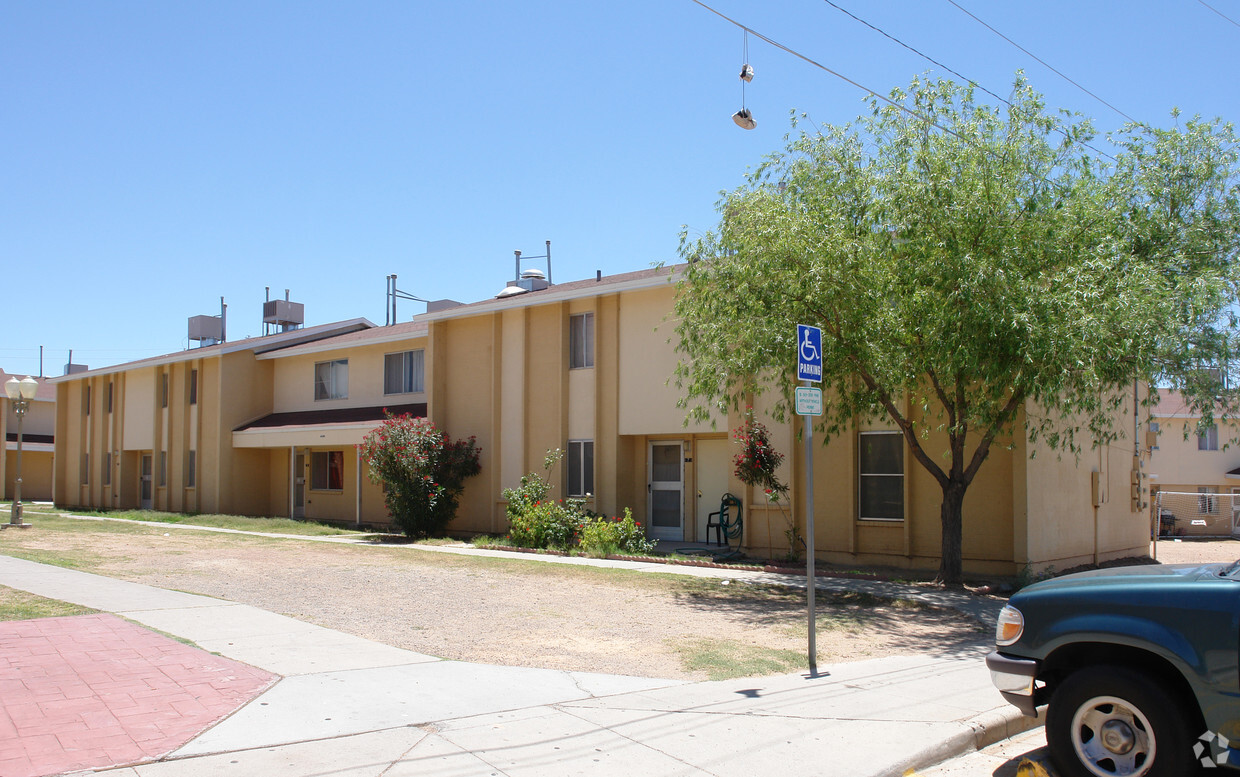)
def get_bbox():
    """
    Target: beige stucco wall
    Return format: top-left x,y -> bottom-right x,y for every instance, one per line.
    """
270,339 -> 428,413
618,284 -> 713,437
121,368 -> 155,448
